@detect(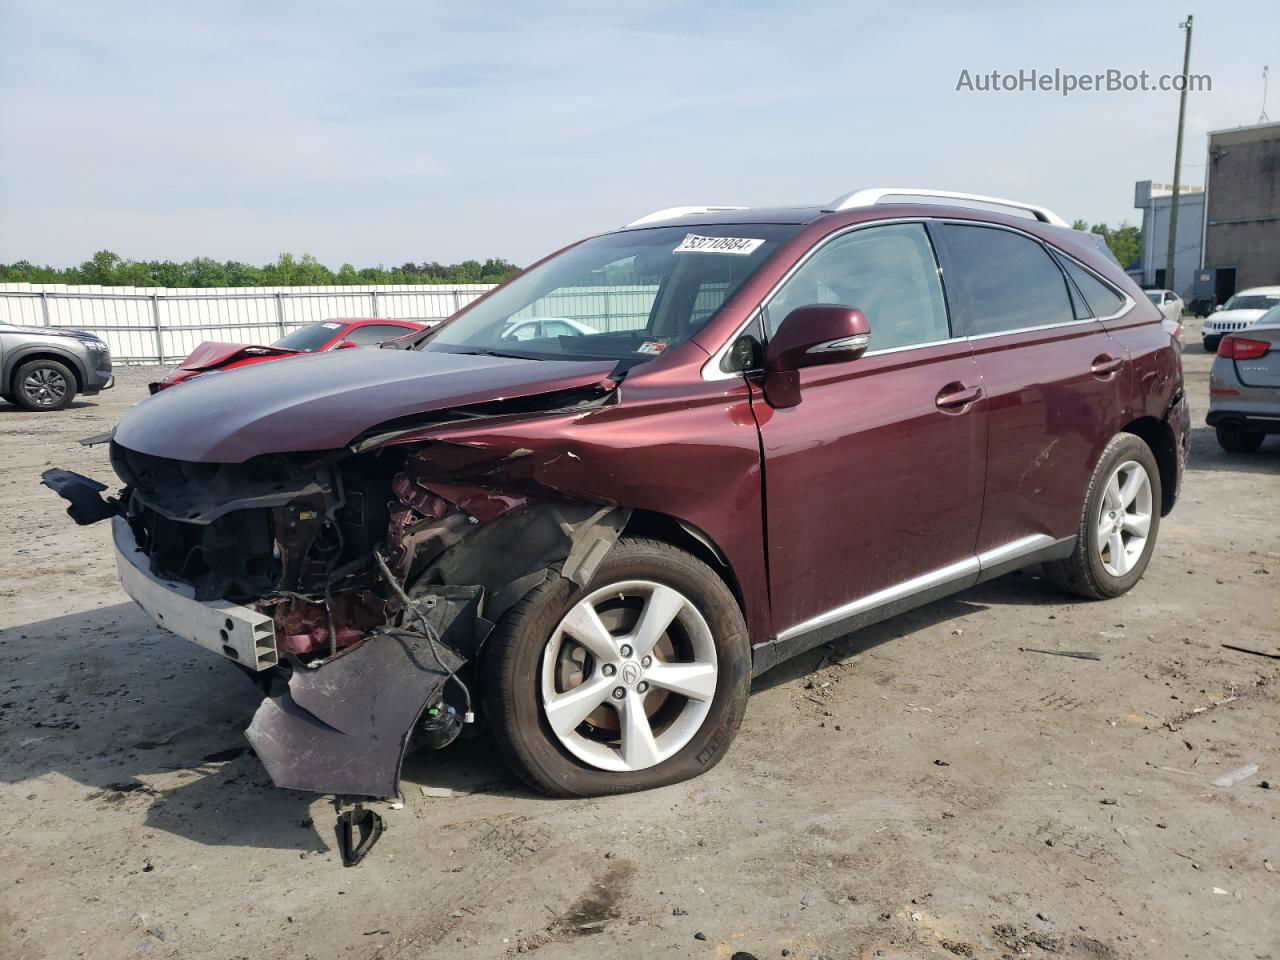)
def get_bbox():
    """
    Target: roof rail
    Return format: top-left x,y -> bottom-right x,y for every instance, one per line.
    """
624,205 -> 747,227
823,187 -> 1069,228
